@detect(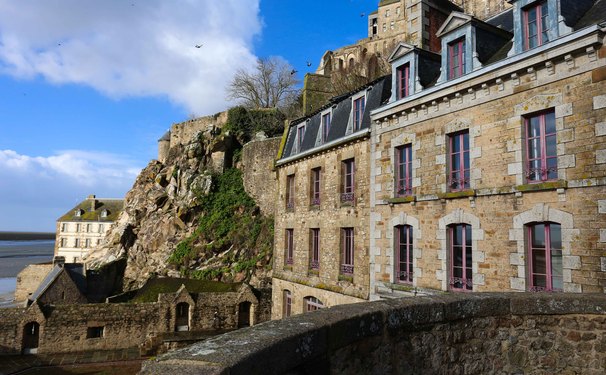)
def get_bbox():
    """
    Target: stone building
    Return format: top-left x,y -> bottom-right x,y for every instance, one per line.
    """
271,76 -> 392,319
368,0 -> 606,297
54,195 -> 124,263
